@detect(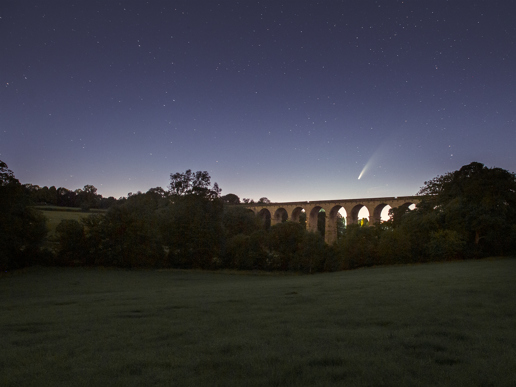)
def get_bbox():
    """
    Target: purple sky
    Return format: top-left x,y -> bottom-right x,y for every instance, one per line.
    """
1,1 -> 515,202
